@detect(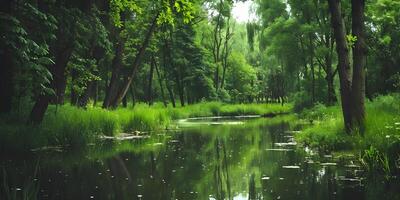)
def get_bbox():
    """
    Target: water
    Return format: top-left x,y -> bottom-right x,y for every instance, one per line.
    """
1,117 -> 399,199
